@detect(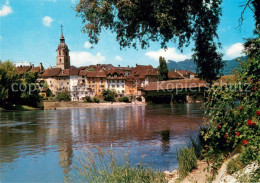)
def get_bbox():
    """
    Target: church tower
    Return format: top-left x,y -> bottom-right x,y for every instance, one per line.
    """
56,25 -> 70,70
